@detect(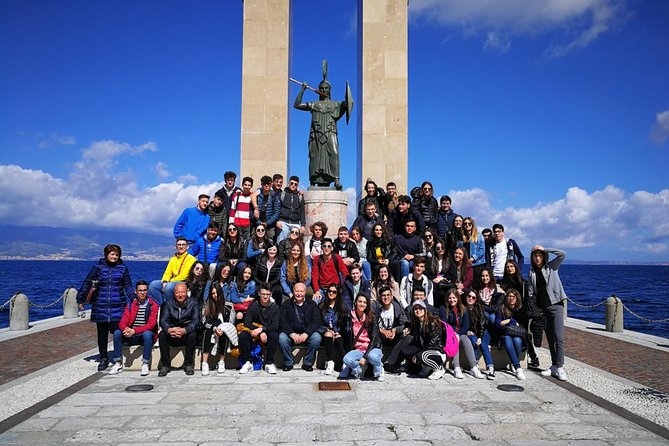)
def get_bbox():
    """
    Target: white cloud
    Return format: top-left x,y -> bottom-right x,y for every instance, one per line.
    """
410,0 -> 625,57
35,132 -> 77,149
154,162 -> 170,179
651,110 -> 669,145
483,32 -> 511,53
1,139 -> 667,261
82,140 -> 157,162
178,174 -> 198,184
